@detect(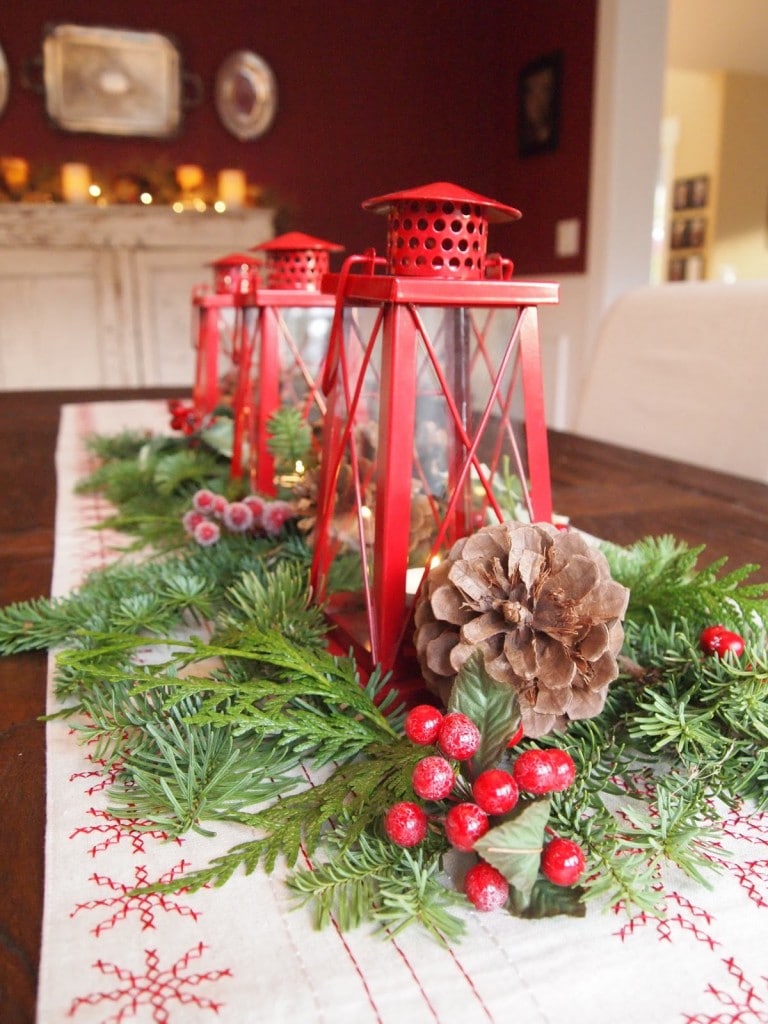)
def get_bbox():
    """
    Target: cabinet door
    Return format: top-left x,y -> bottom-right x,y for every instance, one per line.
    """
0,248 -> 138,389
132,248 -> 212,387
